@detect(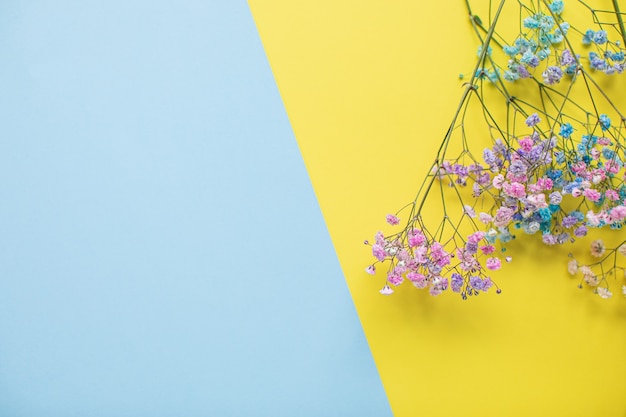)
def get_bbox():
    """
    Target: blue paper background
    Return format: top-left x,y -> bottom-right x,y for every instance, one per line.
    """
0,1 -> 391,415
